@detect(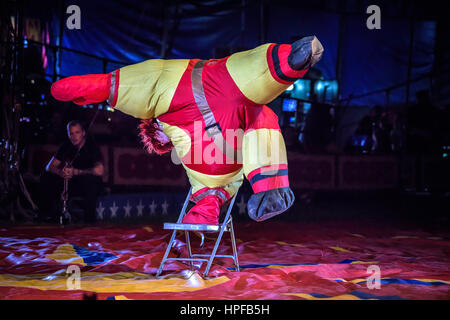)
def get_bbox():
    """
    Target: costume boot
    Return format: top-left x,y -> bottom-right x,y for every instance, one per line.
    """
182,194 -> 224,225
247,187 -> 295,222
288,35 -> 324,71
